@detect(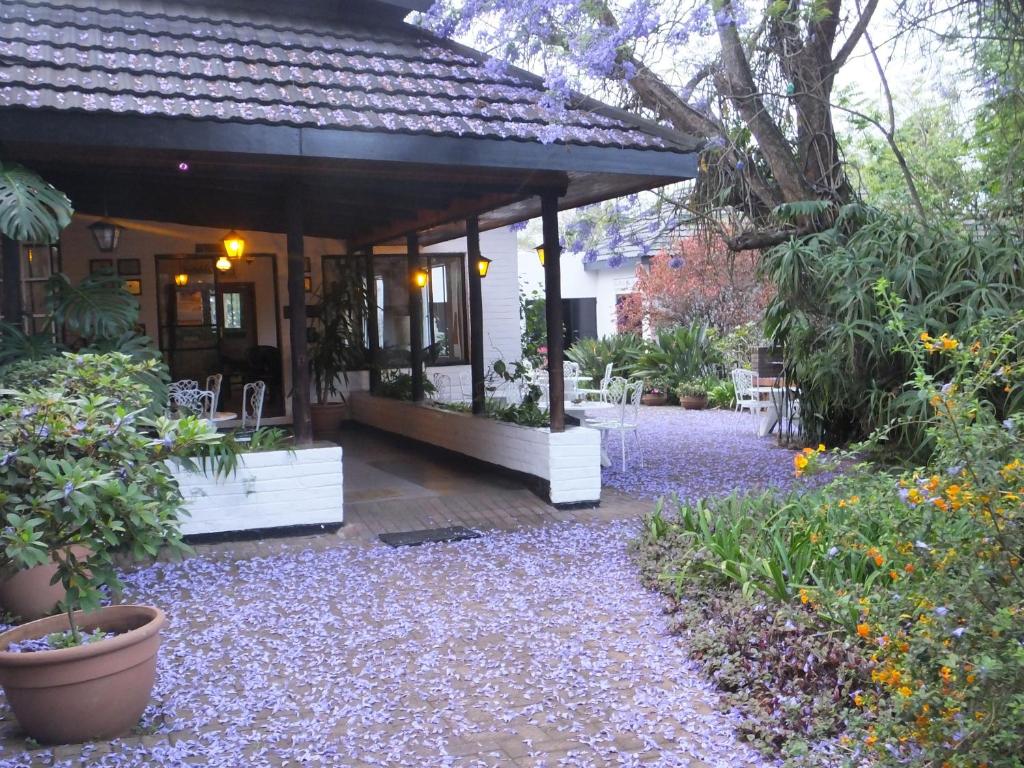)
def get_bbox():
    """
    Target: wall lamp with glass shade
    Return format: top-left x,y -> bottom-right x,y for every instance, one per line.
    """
412,267 -> 430,288
476,255 -> 492,278
534,244 -> 545,266
215,254 -> 233,272
174,272 -> 189,287
89,219 -> 122,253
222,230 -> 245,261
